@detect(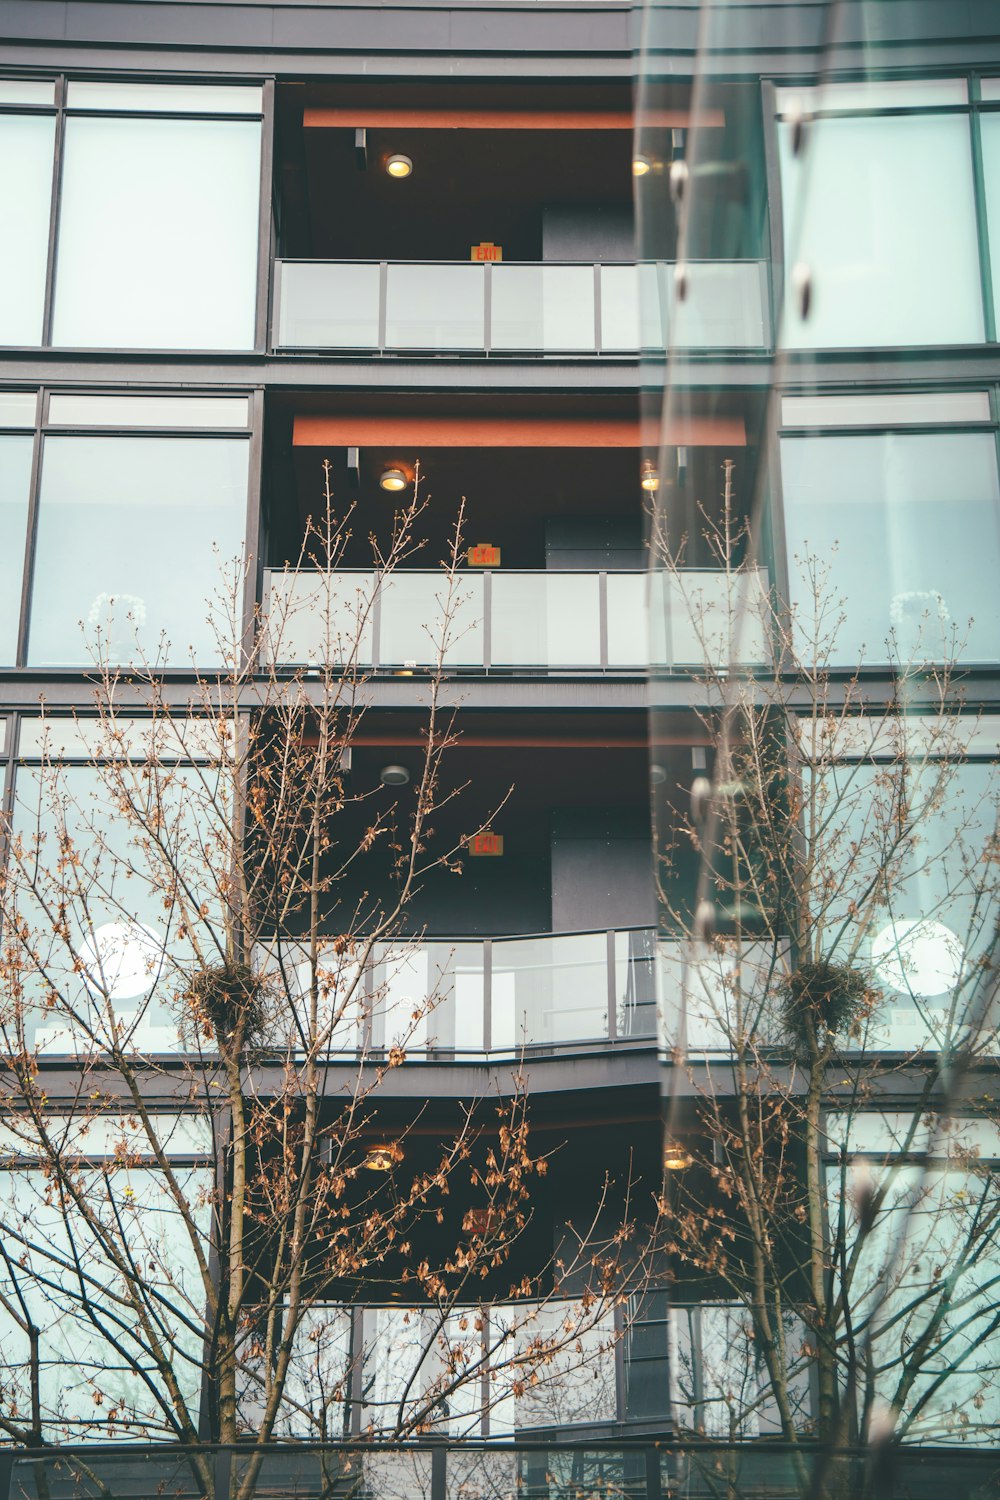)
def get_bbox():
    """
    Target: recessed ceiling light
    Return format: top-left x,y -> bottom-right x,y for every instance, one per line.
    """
379,467 -> 408,492
385,154 -> 413,179
380,764 -> 410,787
663,1141 -> 693,1172
363,1142 -> 403,1172
632,155 -> 652,177
640,460 -> 660,493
